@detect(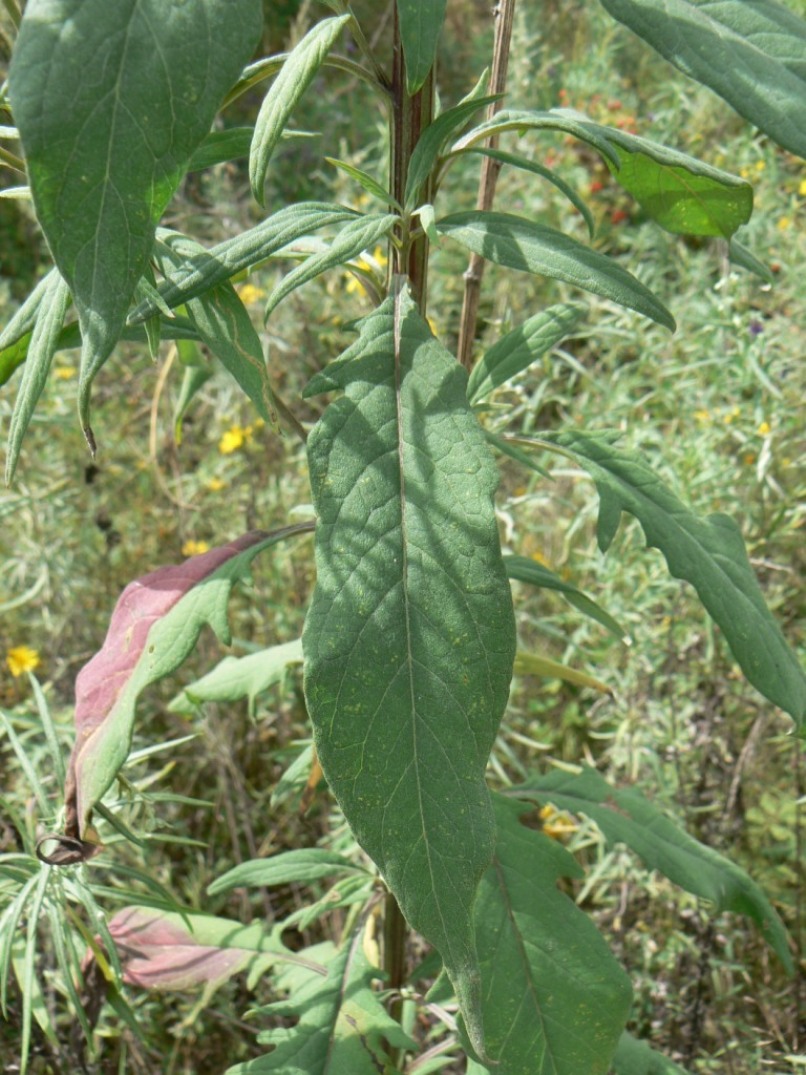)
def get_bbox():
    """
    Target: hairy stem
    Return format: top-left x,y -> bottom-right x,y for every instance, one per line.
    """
456,0 -> 517,370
